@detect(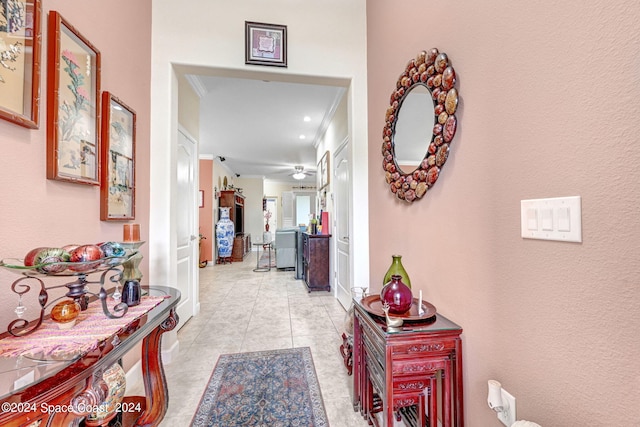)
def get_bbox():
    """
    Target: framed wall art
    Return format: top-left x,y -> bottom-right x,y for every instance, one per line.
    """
245,21 -> 287,67
199,190 -> 204,208
46,11 -> 101,185
0,0 -> 41,128
318,150 -> 330,191
100,92 -> 136,221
